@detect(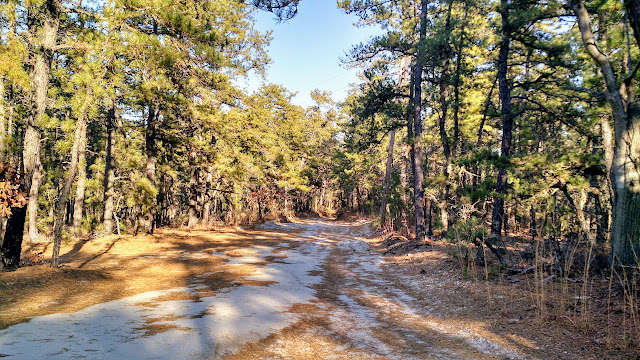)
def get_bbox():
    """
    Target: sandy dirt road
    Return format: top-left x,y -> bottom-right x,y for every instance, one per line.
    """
0,219 -> 527,359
